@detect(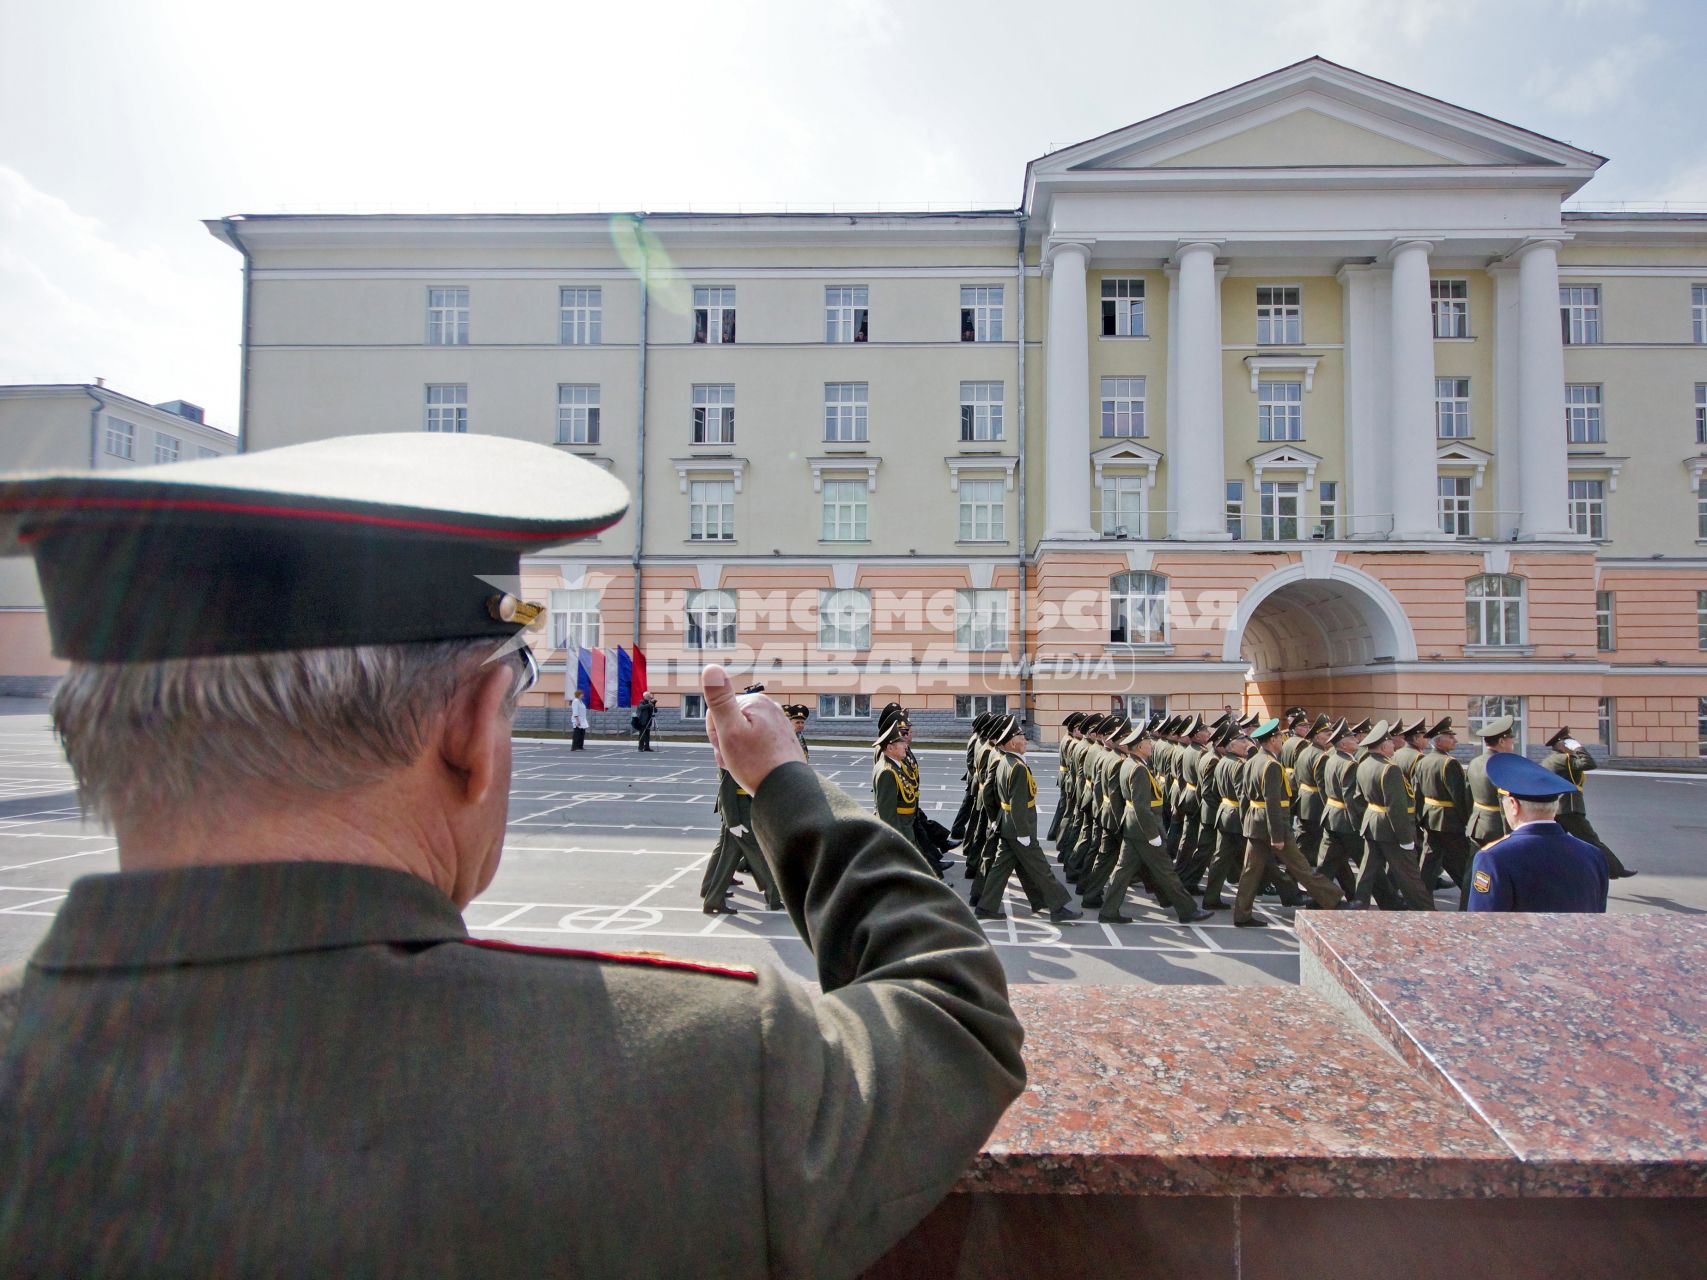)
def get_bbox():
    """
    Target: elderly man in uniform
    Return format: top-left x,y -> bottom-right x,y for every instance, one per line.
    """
1354,720 -> 1436,911
1469,753 -> 1609,912
1541,727 -> 1636,879
0,435 -> 1025,1278
1466,715 -> 1517,851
